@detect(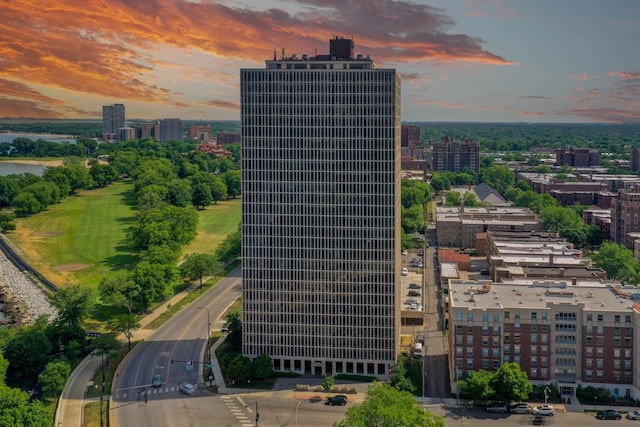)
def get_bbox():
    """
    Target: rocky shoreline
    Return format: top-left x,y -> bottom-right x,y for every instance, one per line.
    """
0,254 -> 57,326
